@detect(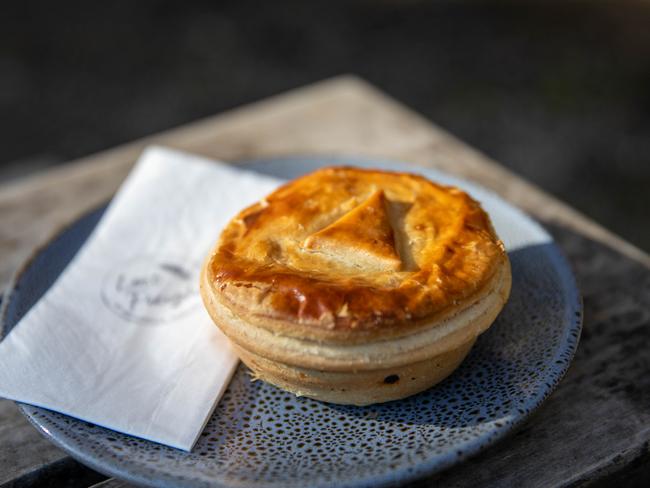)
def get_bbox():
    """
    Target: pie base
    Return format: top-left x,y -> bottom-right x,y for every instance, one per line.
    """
201,257 -> 510,405
234,338 -> 476,406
